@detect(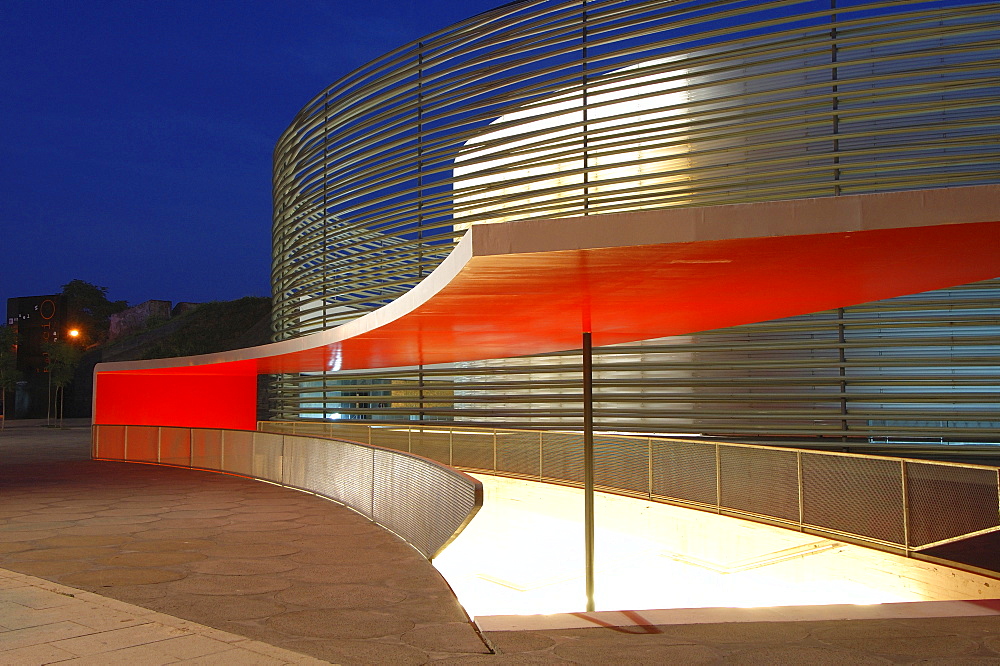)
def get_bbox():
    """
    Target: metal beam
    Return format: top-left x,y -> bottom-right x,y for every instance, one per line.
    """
583,330 -> 595,612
